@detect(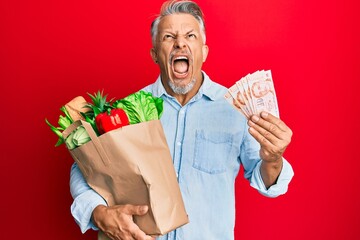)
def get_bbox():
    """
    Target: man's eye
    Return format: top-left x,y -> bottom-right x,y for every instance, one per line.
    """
164,35 -> 174,39
188,34 -> 196,38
